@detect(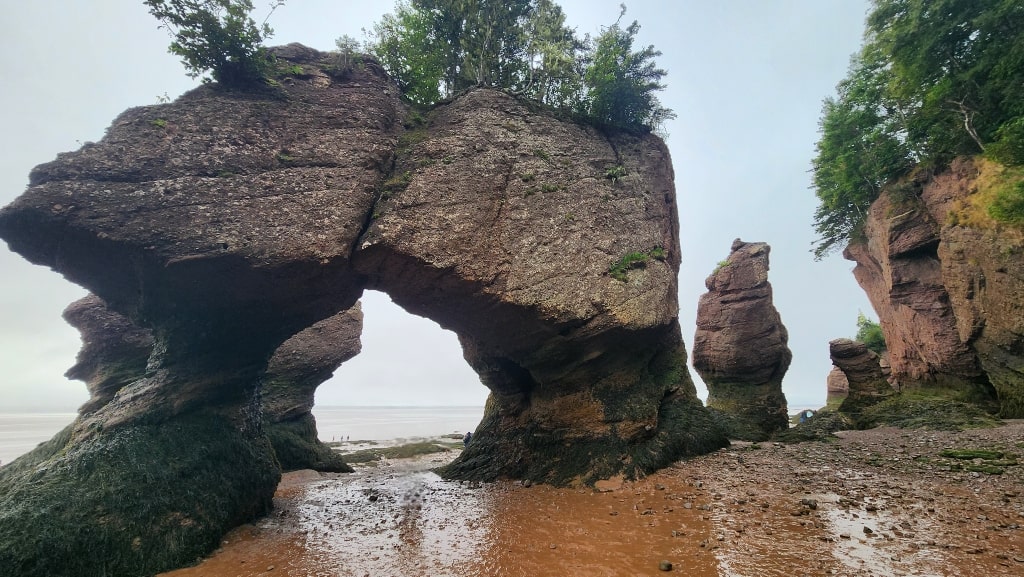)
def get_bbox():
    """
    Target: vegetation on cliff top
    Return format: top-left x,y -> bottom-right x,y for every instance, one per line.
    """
811,0 -> 1024,259
854,312 -> 886,355
368,1 -> 675,132
145,0 -> 285,88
